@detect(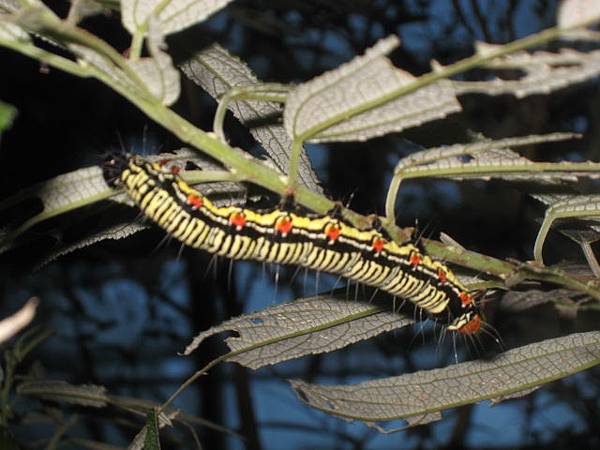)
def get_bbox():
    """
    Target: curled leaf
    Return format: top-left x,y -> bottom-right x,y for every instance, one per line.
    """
0,297 -> 38,344
533,194 -> 600,264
